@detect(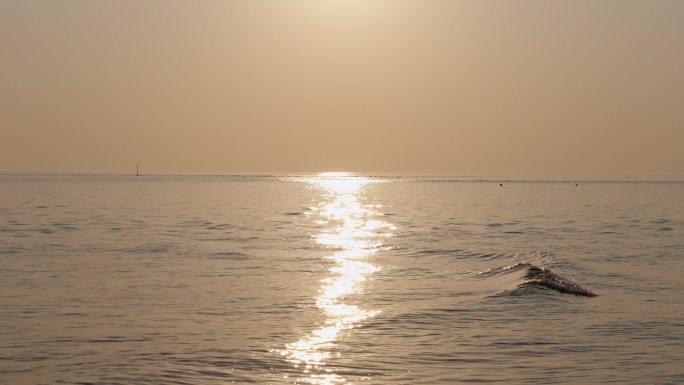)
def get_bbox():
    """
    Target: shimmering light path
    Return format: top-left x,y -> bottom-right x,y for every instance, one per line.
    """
283,173 -> 394,384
